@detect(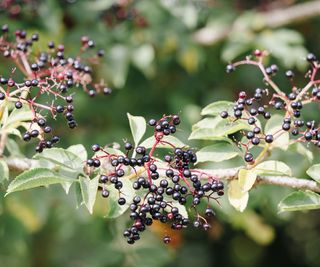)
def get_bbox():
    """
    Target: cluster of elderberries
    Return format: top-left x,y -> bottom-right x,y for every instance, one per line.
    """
222,50 -> 320,164
102,1 -> 148,28
86,115 -> 224,245
0,24 -> 111,152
